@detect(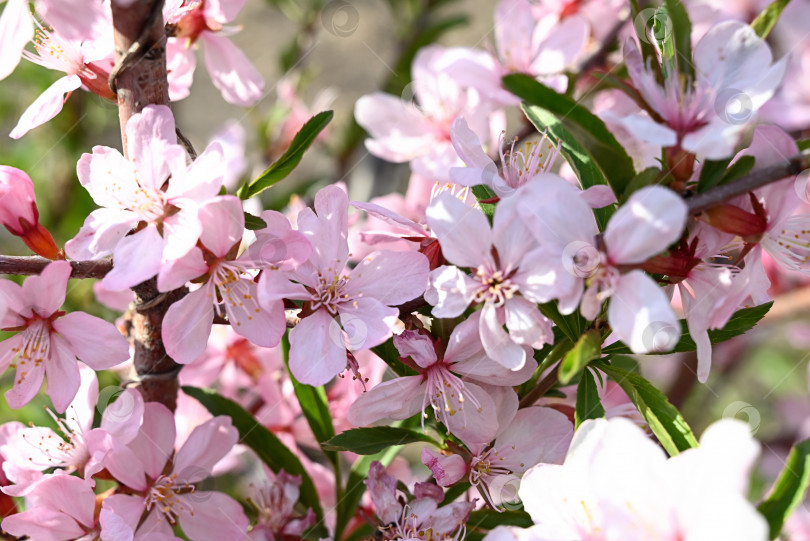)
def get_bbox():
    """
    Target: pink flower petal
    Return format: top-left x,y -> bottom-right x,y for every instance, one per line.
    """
393,330 -> 437,369
21,260 -> 71,316
10,75 -> 81,139
201,33 -> 264,106
197,196 -> 244,257
43,334 -> 81,413
421,447 -> 467,487
125,105 -> 178,189
127,402 -> 175,480
156,247 -> 209,292
103,224 -> 164,291
289,309 -> 347,386
2,506 -> 87,541
344,250 -> 429,306
225,282 -> 285,348
450,117 -> 496,171
178,491 -> 249,540
163,286 -> 216,365
426,192 -> 492,267
0,0 -> 32,81
173,416 -> 238,479
479,302 -> 526,371
166,38 -> 196,102
52,311 -> 129,370
337,297 -> 398,351
203,0 -> 246,23
604,186 -> 687,265
347,375 -> 424,426
65,207 -> 137,260
426,265 -> 479,318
